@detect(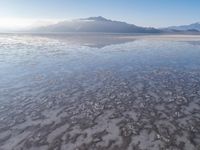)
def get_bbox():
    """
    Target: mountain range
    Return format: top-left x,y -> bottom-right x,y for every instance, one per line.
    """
31,16 -> 200,34
166,22 -> 200,32
32,16 -> 161,33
